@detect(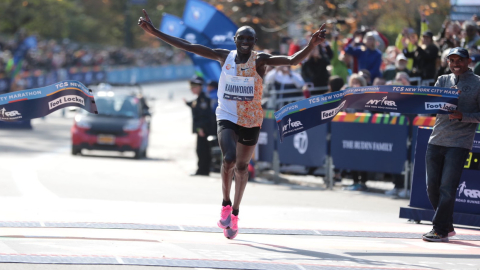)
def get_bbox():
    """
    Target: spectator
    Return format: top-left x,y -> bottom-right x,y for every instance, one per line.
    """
328,76 -> 344,93
383,46 -> 399,70
403,30 -> 439,81
330,32 -> 350,83
287,38 -> 301,56
383,54 -> 411,81
359,69 -> 372,86
207,80 -> 219,137
264,66 -> 305,108
395,27 -> 416,70
301,46 -> 330,95
207,81 -> 219,113
461,21 -> 480,50
344,73 -> 368,191
345,27 -> 368,73
394,71 -> 411,86
185,75 -> 212,176
373,77 -> 386,86
345,32 -> 382,84
348,73 -> 367,88
436,49 -> 453,79
475,56 -> 480,76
